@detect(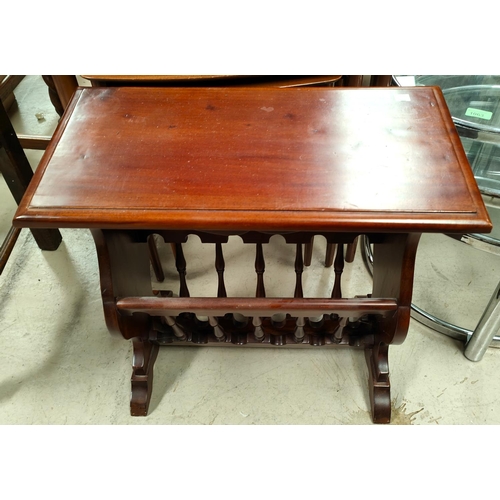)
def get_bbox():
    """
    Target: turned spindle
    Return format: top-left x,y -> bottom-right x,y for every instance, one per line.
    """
304,236 -> 314,266
148,234 -> 165,282
164,315 -> 186,340
333,316 -> 347,344
215,243 -> 227,298
175,243 -> 190,298
294,243 -> 304,299
294,316 -> 306,342
255,242 -> 266,298
209,316 -> 226,341
252,316 -> 265,341
325,243 -> 336,268
345,237 -> 358,263
293,243 -> 305,342
331,243 -> 344,299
